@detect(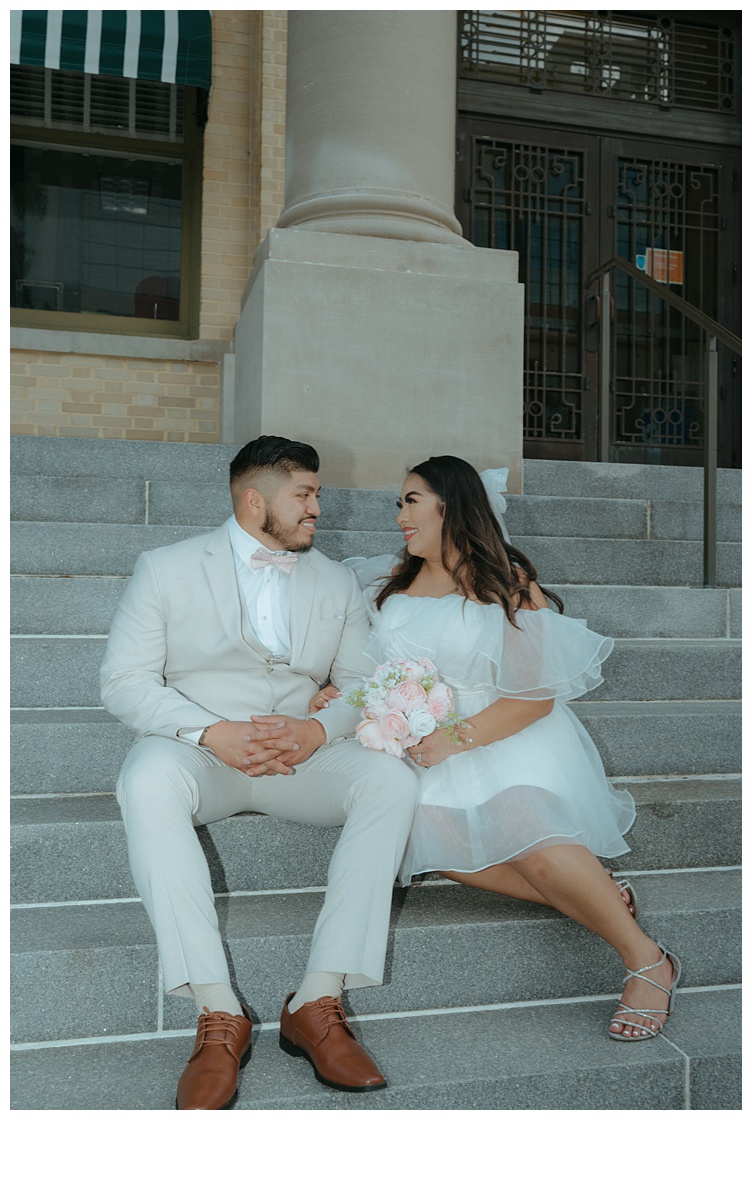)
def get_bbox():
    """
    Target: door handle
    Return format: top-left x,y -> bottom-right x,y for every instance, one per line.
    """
584,292 -> 600,353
